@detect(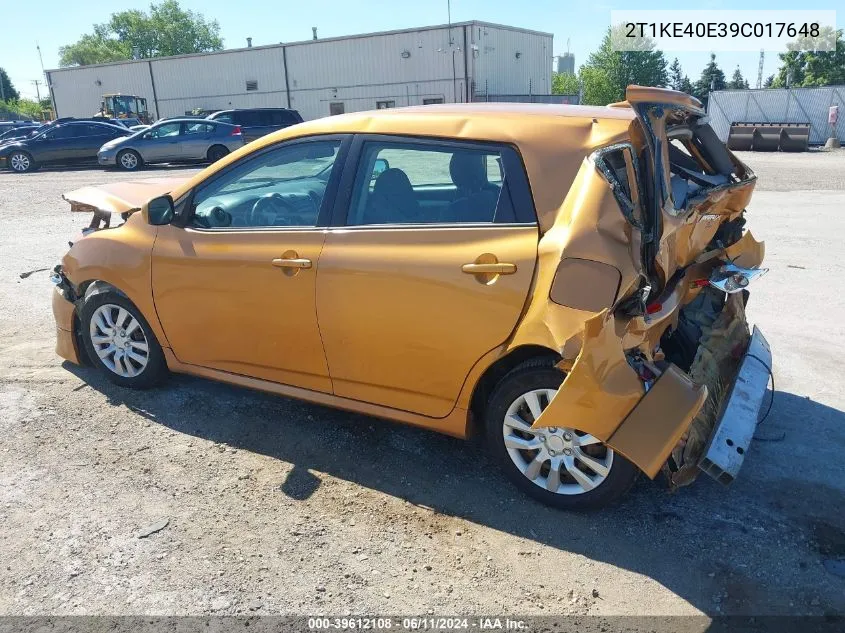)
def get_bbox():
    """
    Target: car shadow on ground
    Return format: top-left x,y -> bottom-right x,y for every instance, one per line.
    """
64,362 -> 845,617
